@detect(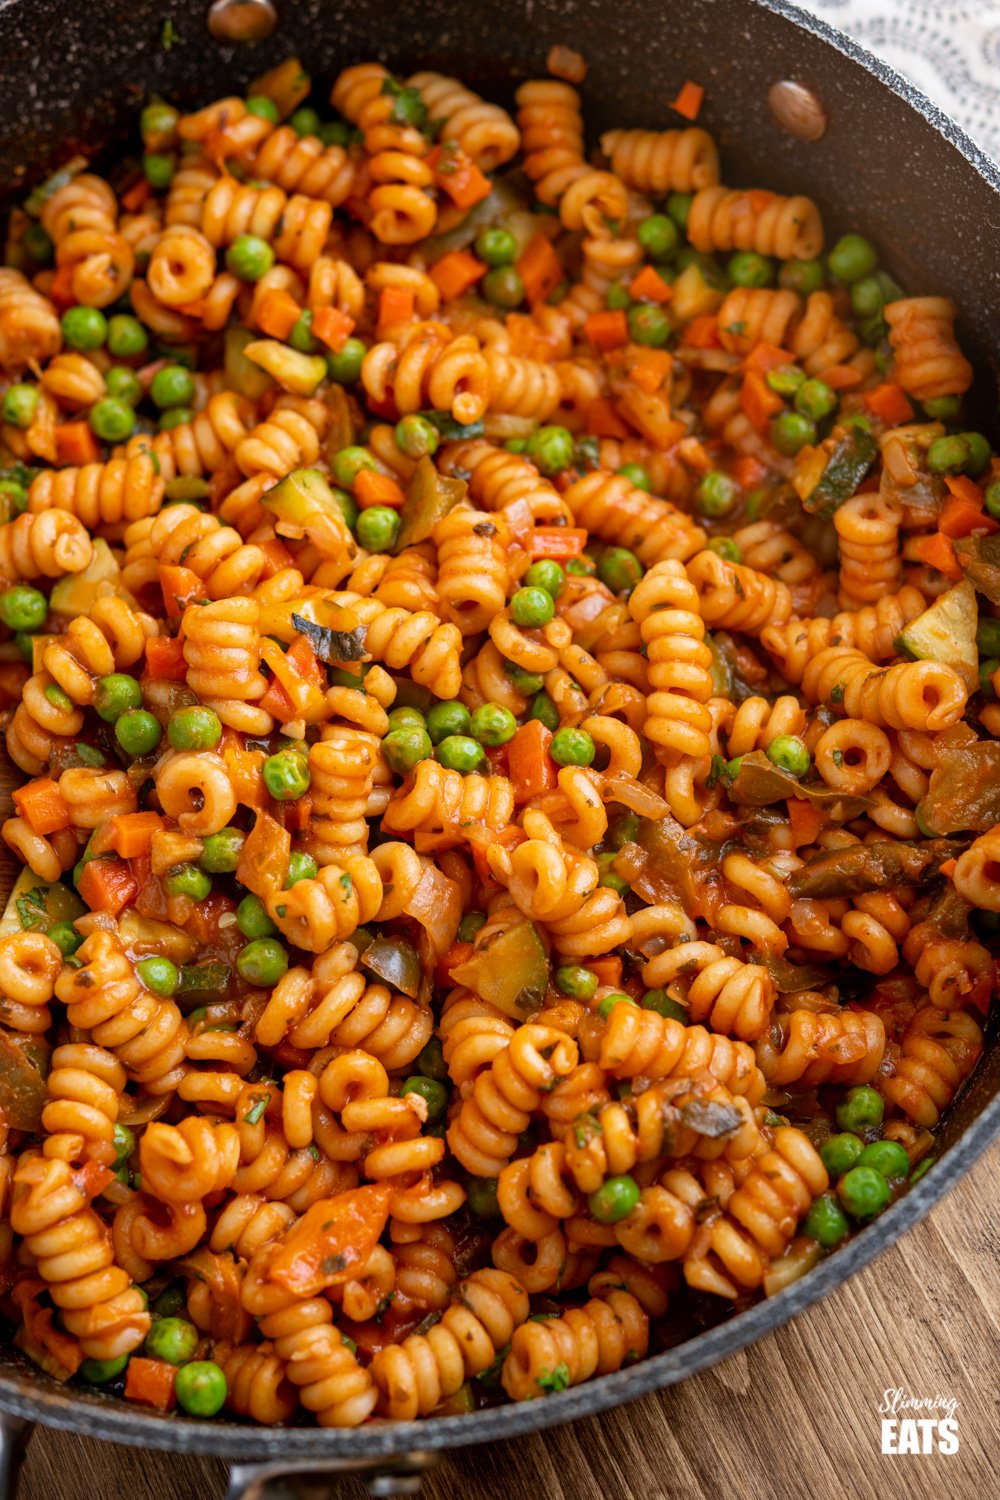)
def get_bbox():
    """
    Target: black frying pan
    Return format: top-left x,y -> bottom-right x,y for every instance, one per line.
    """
0,1 -> 998,1494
